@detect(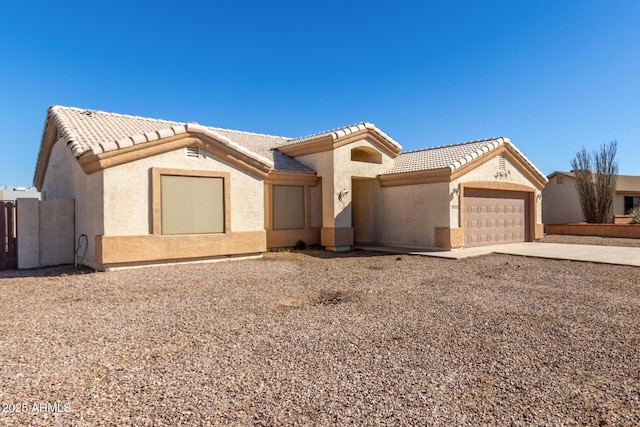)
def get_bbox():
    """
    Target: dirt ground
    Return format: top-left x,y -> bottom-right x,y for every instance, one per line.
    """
0,249 -> 639,426
540,234 -> 640,247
